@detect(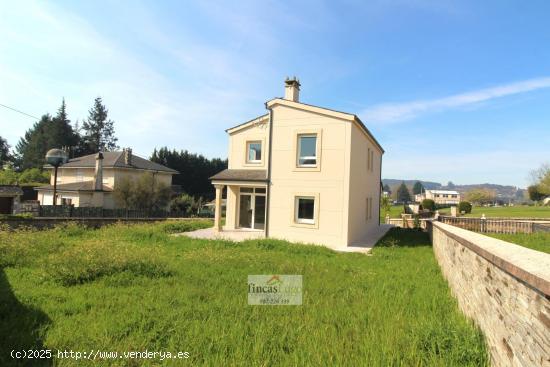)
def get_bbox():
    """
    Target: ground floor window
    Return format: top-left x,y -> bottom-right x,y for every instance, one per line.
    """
61,198 -> 73,206
295,196 -> 315,224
